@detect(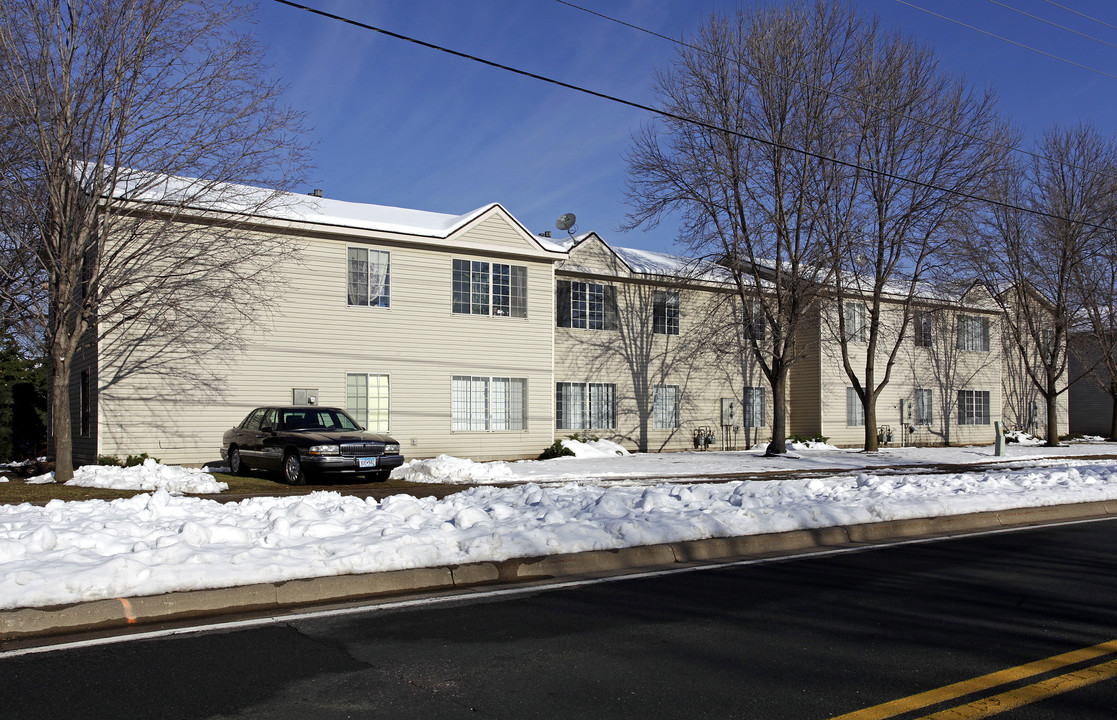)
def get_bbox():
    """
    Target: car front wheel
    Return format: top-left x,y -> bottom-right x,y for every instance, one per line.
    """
283,451 -> 306,486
